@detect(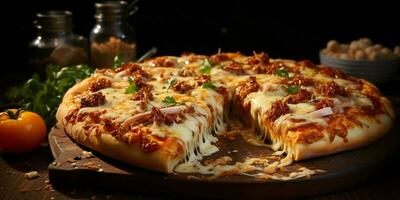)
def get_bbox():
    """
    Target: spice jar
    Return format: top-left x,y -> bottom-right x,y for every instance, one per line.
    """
90,1 -> 137,68
28,11 -> 89,76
